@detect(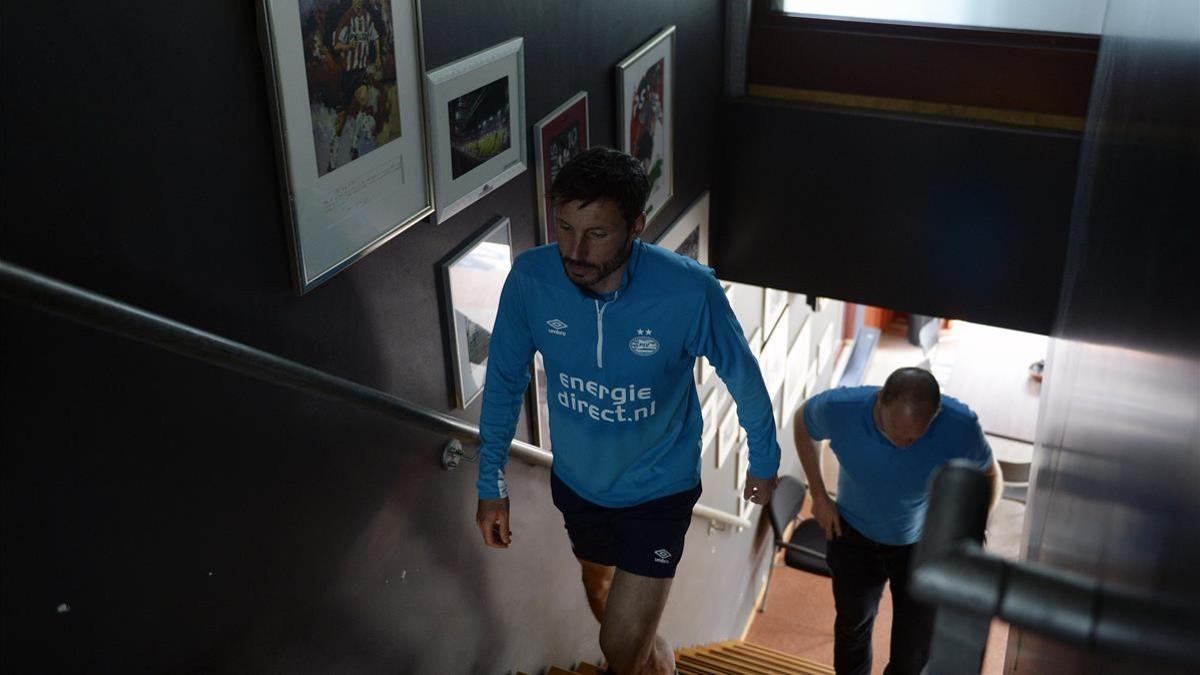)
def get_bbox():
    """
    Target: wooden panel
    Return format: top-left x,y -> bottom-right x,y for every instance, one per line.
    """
747,3 -> 1097,117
